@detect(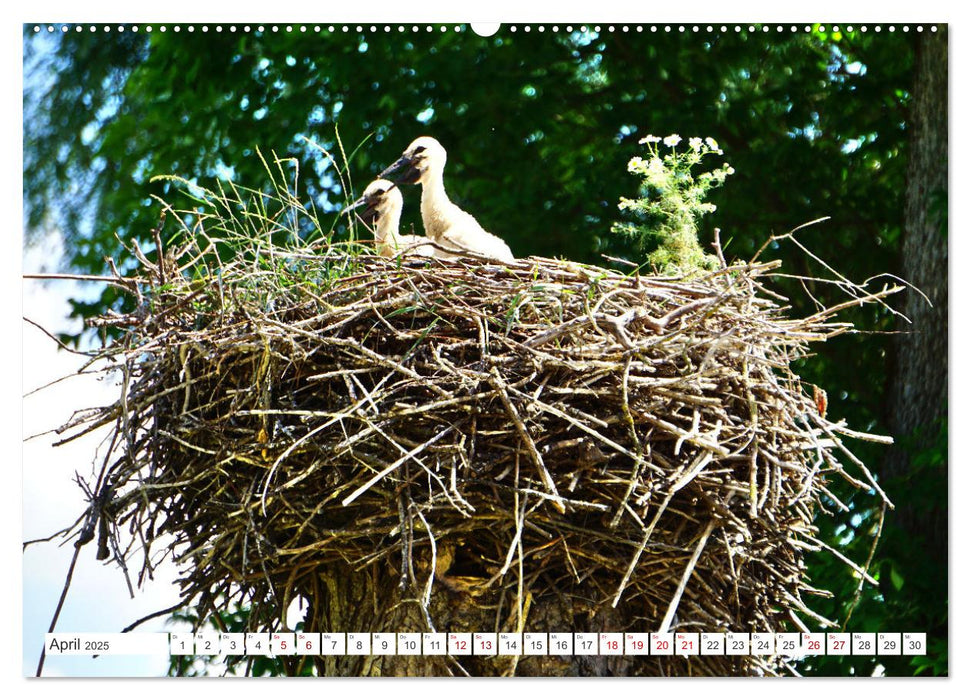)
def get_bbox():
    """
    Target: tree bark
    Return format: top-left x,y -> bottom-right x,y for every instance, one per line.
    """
885,27 -> 948,566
